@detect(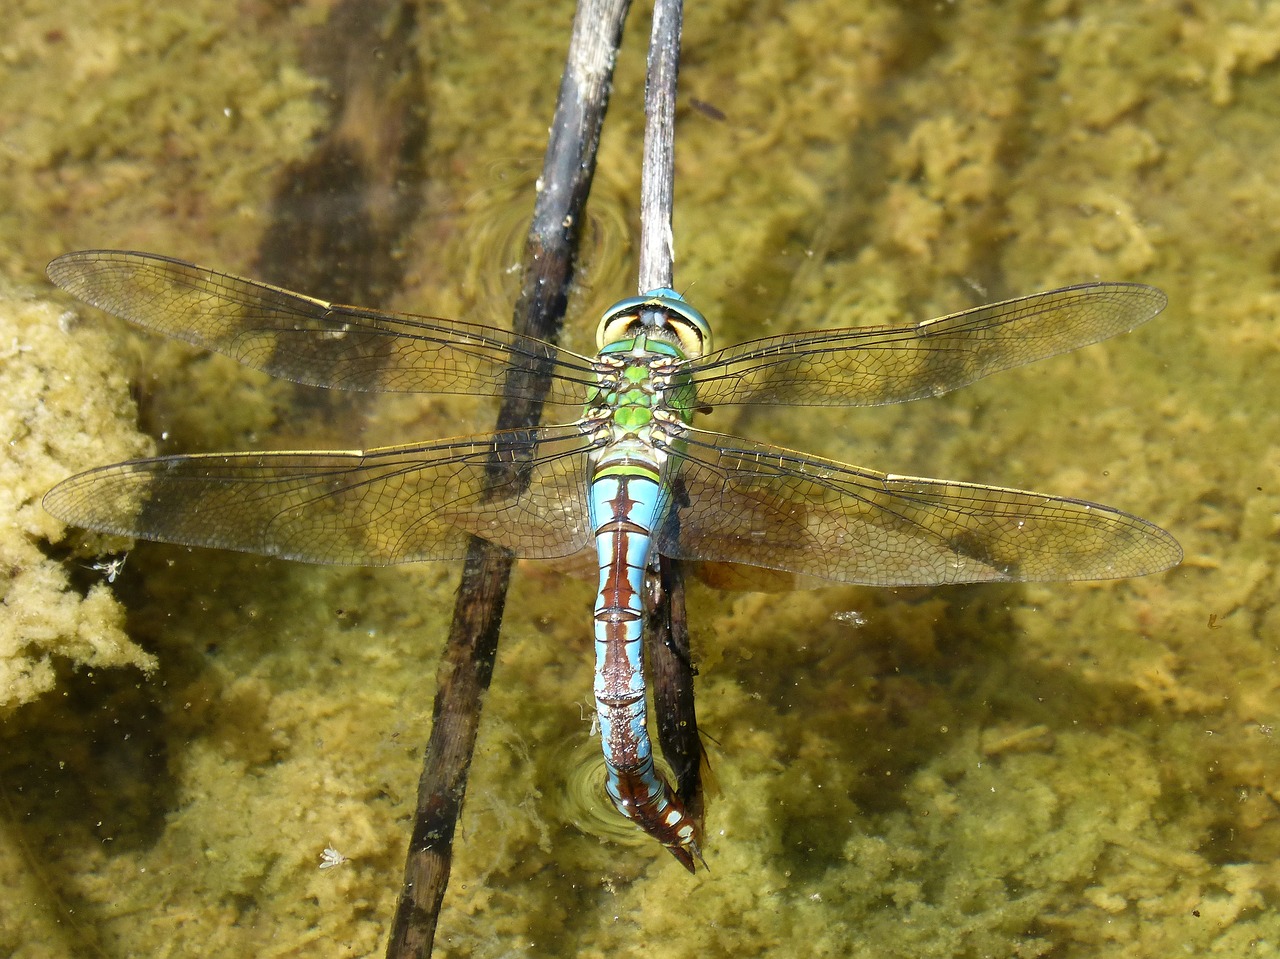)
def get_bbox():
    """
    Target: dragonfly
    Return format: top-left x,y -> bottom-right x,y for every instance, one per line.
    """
43,250 -> 1182,871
